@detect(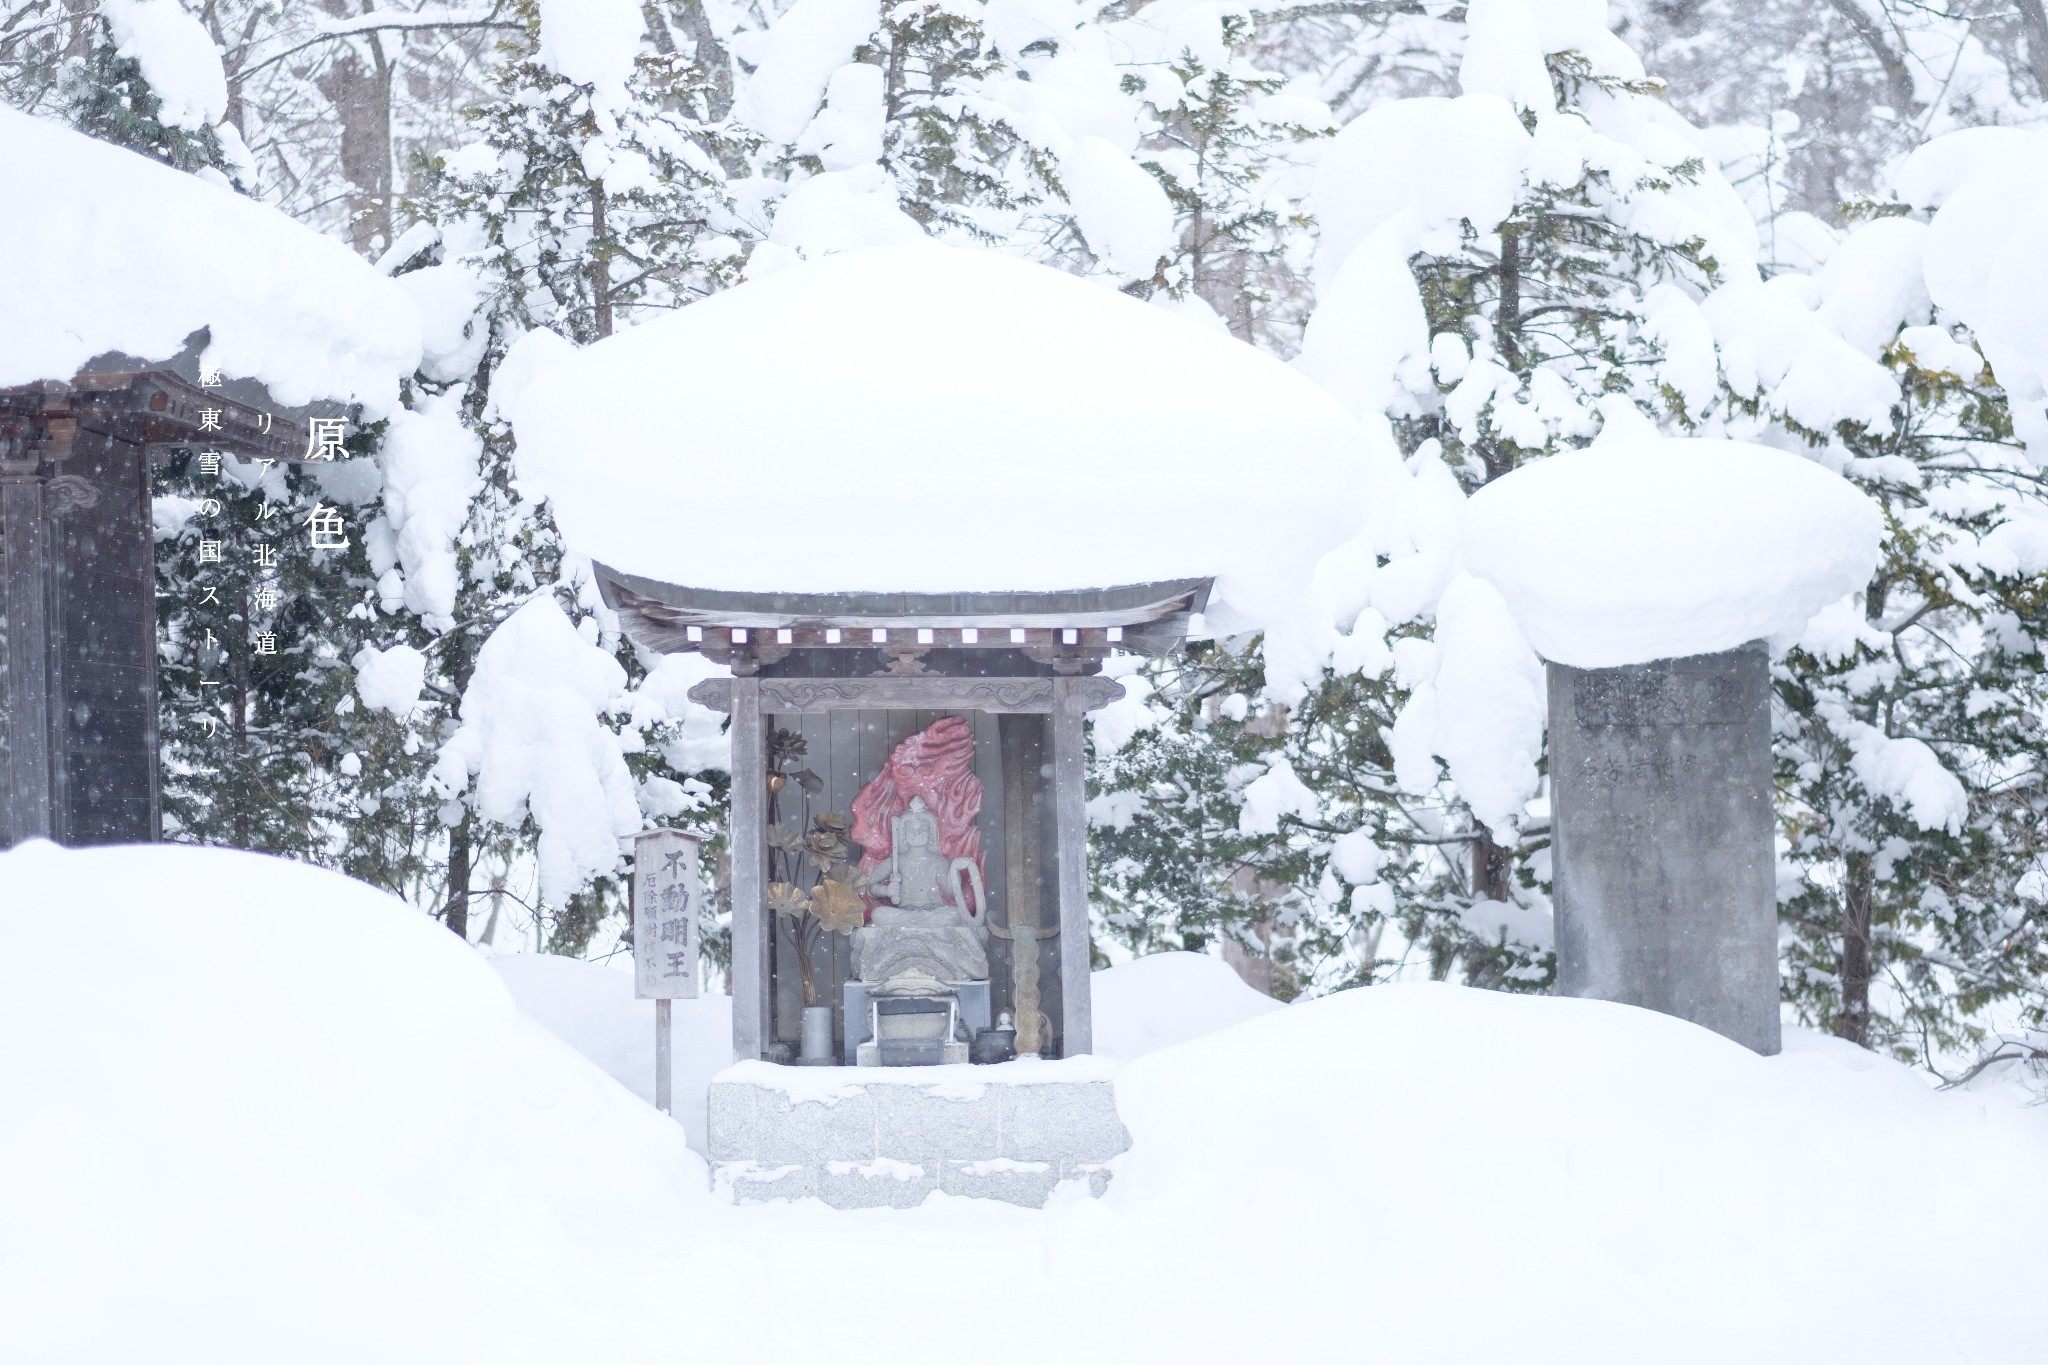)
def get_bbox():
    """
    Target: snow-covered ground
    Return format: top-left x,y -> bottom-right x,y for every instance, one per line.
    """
6,840 -> 2046,1363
